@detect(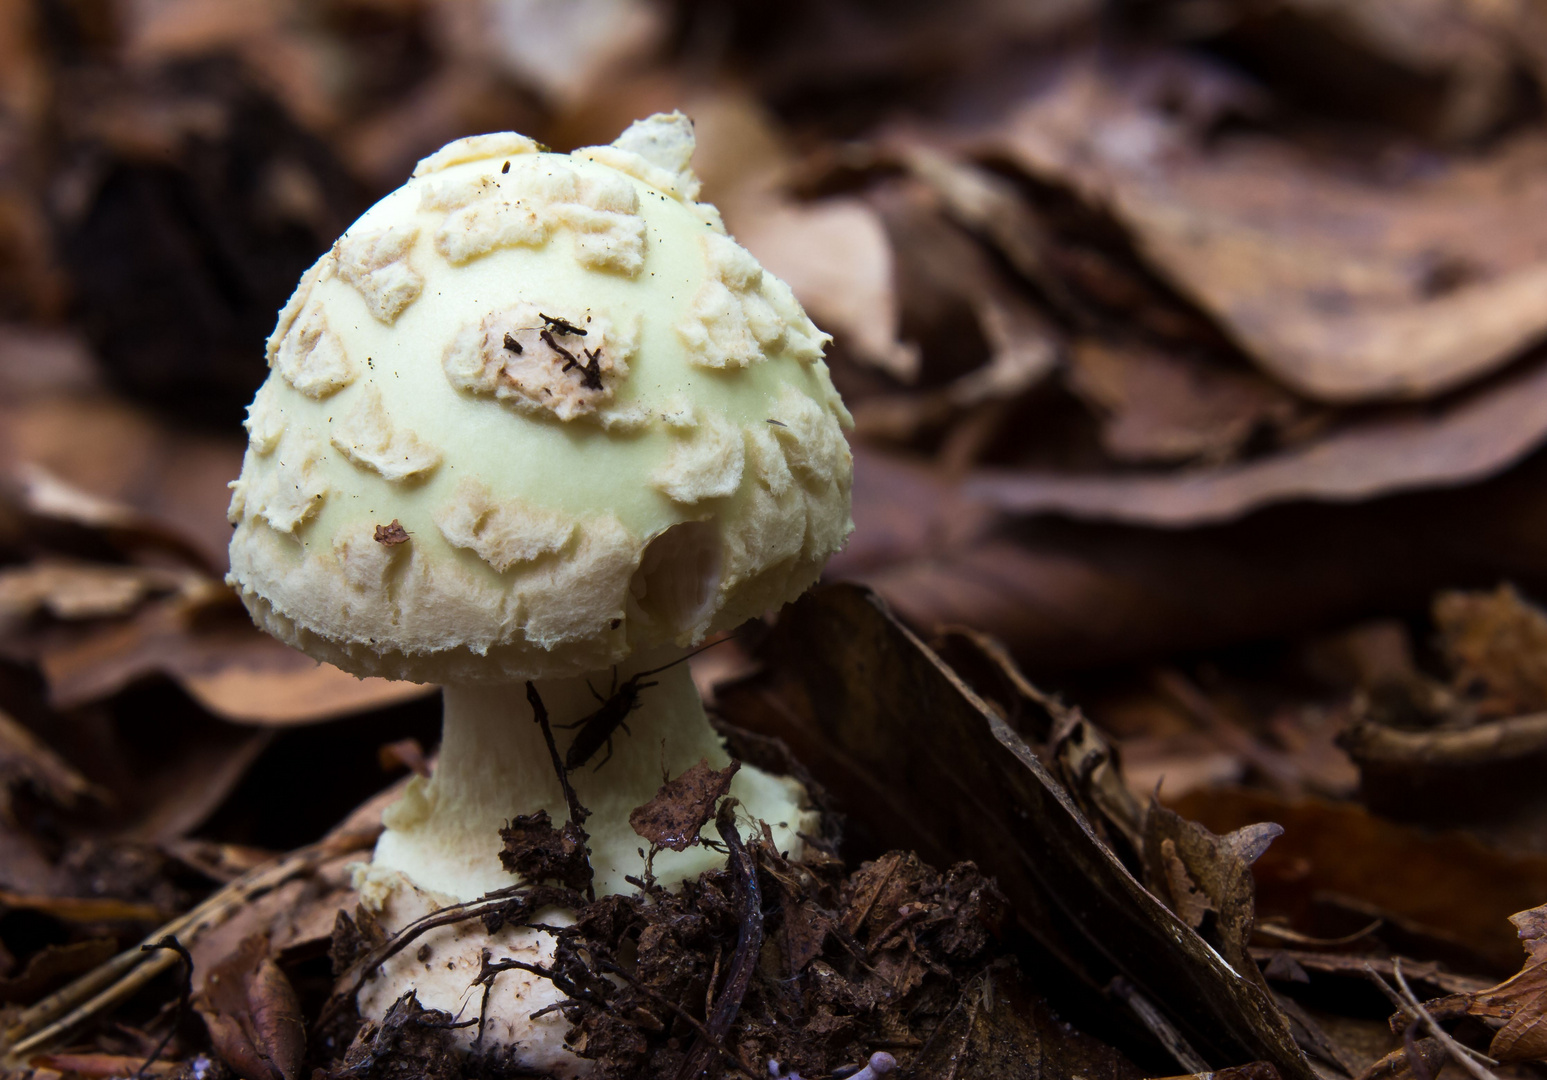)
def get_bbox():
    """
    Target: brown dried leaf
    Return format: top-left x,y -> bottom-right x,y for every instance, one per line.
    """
1159,838 -> 1211,930
844,447 -> 1547,674
1456,903 -> 1547,1061
1342,709 -> 1547,769
1144,805 -> 1283,986
3,399 -> 241,570
970,350 -> 1547,526
0,888 -> 168,923
33,589 -> 429,725
0,561 -> 195,621
1354,1038 -> 1446,1080
1433,584 -> 1547,716
628,758 -> 740,852
190,853 -> 362,994
984,53 -> 1547,403
1161,0 -> 1523,141
194,933 -> 305,1080
1252,950 -> 1488,997
1065,339 -> 1307,466
29,1053 -> 188,1078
